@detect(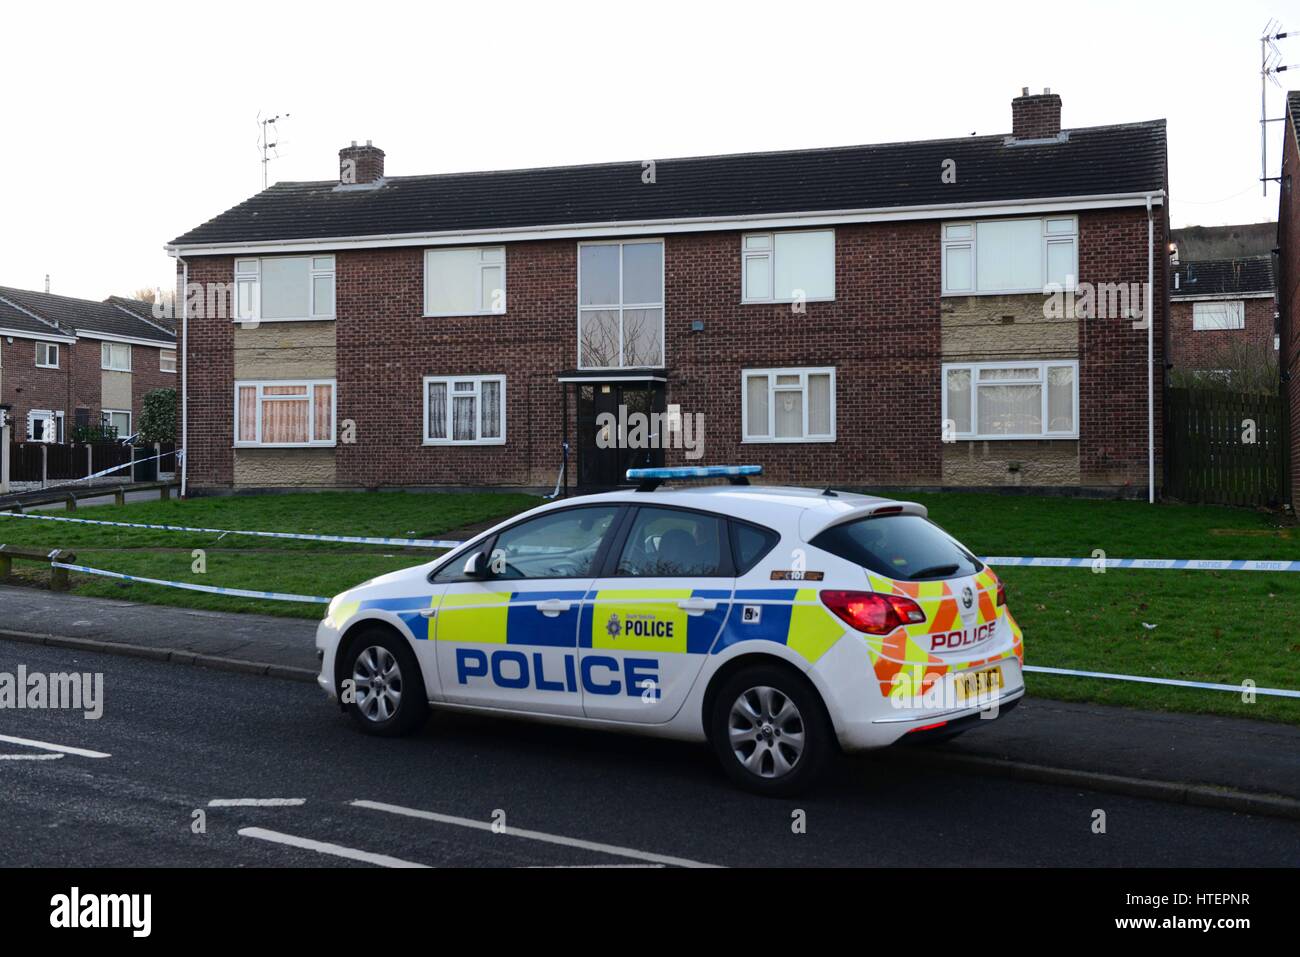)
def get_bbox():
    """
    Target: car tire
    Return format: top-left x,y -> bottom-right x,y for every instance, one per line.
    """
342,628 -> 429,737
709,664 -> 833,796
